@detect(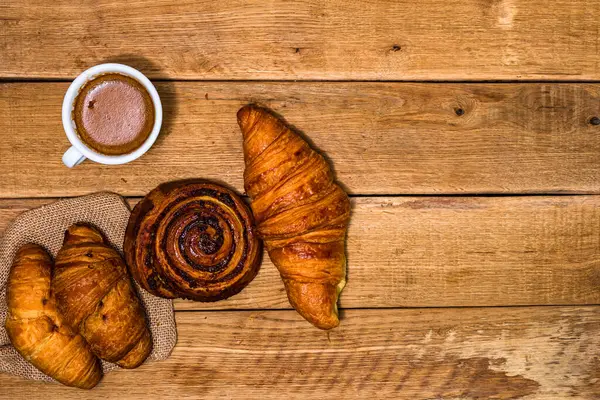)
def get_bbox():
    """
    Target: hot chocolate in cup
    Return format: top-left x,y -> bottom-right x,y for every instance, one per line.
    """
62,64 -> 162,168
